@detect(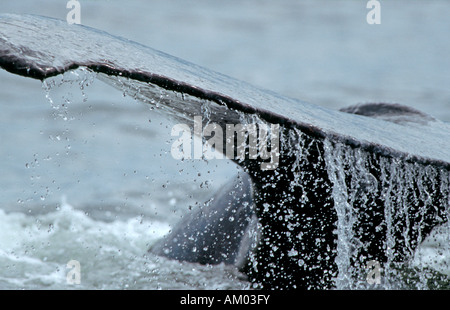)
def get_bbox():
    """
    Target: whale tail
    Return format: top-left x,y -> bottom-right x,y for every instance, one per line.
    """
149,172 -> 259,269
